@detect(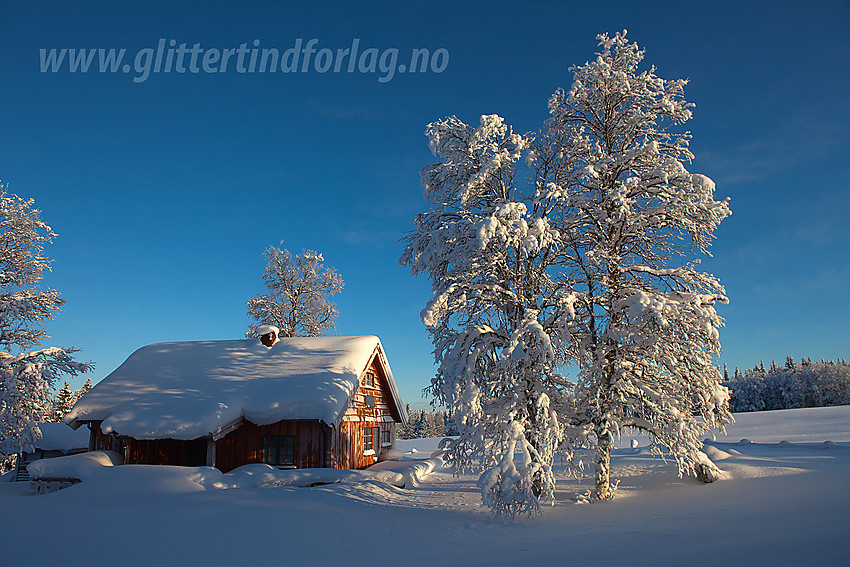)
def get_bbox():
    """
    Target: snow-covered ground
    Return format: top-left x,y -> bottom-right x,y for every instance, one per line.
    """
1,406 -> 847,566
